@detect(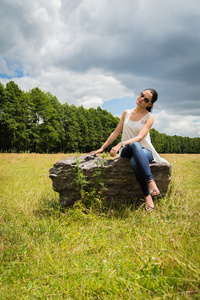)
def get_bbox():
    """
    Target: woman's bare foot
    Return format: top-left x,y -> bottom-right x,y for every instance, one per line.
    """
145,194 -> 154,212
148,180 -> 160,197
